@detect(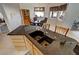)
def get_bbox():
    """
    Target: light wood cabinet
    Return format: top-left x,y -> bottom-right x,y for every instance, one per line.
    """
33,45 -> 43,55
9,35 -> 43,55
25,36 -> 43,55
9,35 -> 27,51
25,36 -> 33,54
